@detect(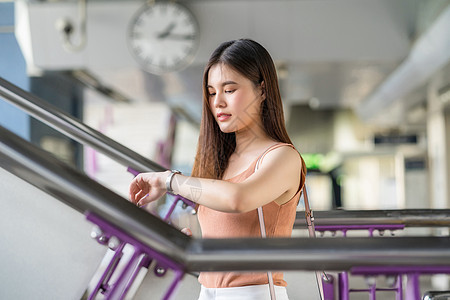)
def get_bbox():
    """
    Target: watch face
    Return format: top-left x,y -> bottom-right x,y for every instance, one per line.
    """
128,2 -> 200,75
